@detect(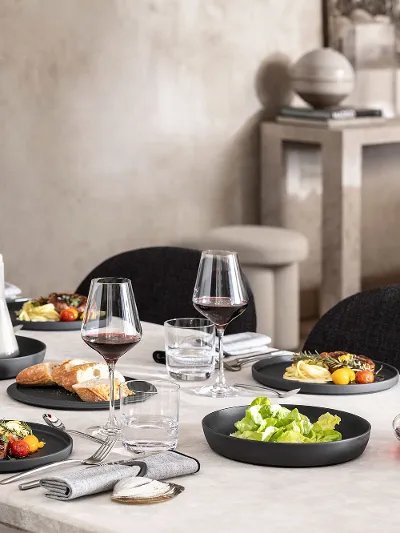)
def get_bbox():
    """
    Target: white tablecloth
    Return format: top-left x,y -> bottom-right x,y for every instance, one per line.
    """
0,322 -> 399,533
